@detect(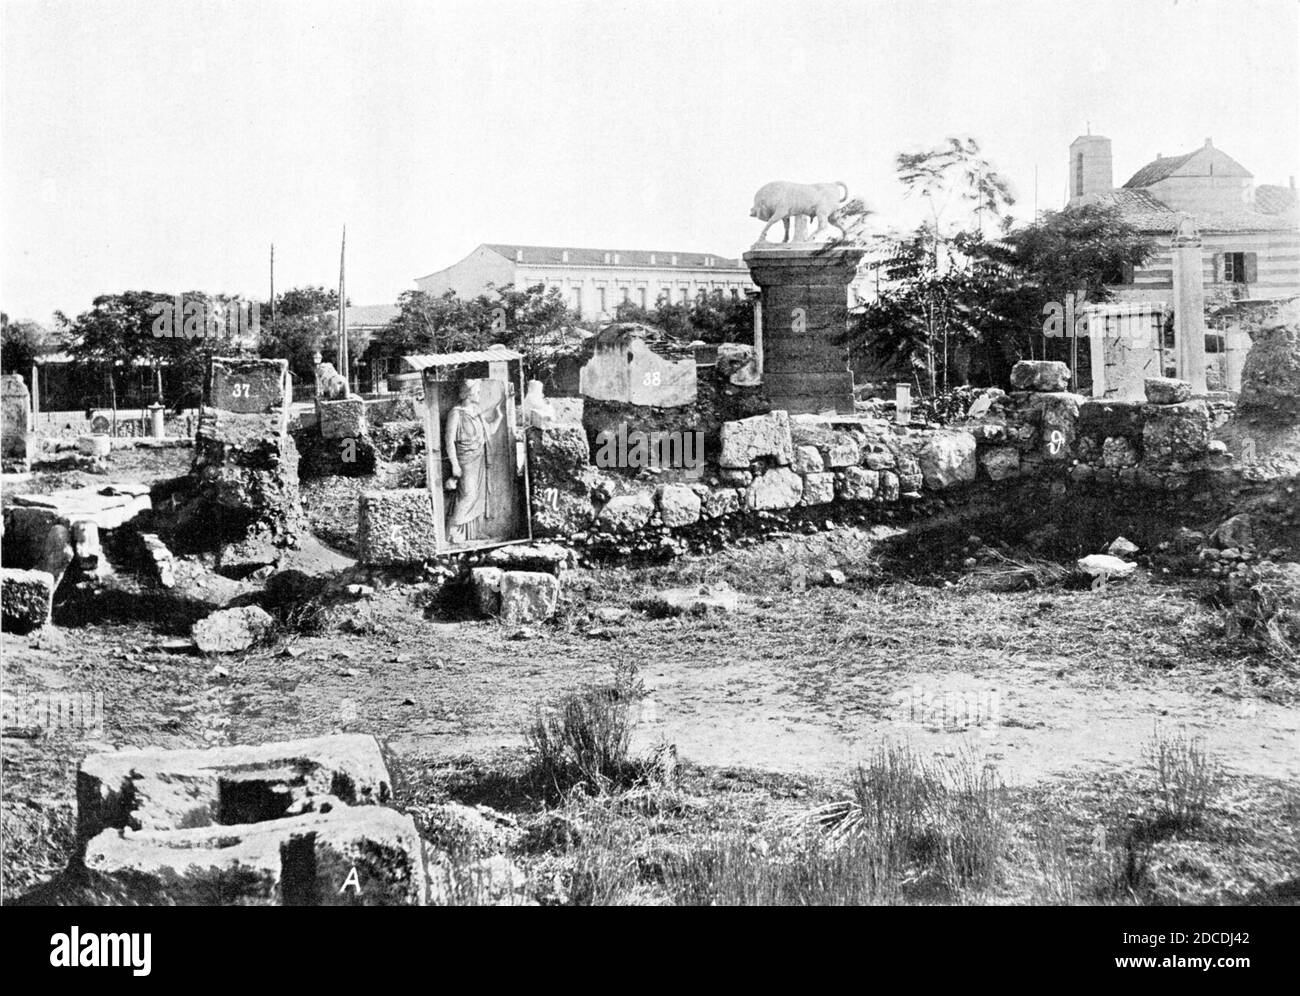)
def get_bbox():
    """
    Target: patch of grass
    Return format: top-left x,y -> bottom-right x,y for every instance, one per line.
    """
262,569 -> 331,635
662,830 -> 896,906
808,745 -> 1007,899
524,662 -> 657,801
1146,728 -> 1224,836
